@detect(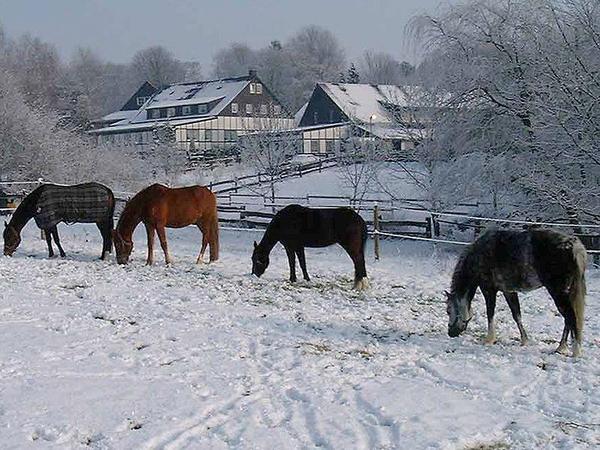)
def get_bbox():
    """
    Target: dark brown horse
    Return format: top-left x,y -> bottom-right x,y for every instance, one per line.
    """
3,183 -> 115,259
251,205 -> 368,289
445,228 -> 587,357
113,184 -> 219,265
